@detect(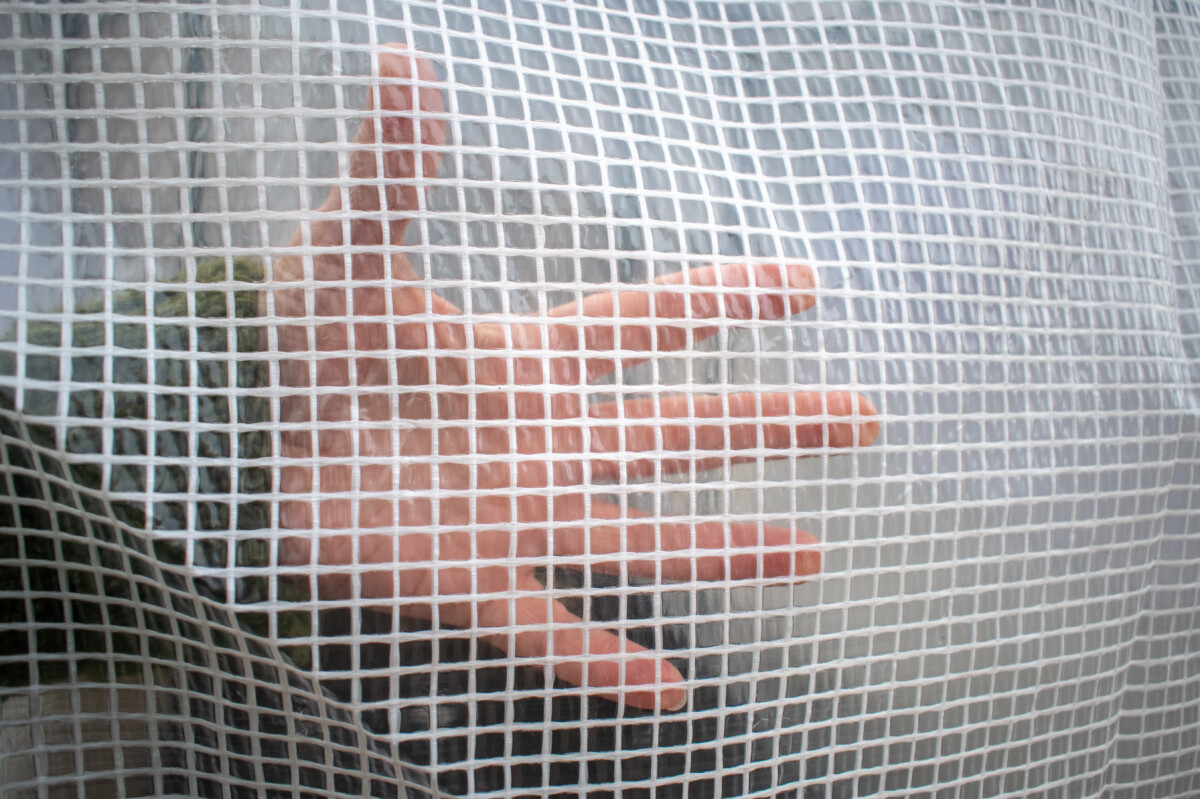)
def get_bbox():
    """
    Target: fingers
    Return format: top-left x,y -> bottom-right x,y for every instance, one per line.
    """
478,576 -> 687,712
545,499 -> 821,582
373,390 -> 878,490
509,263 -> 817,381
276,389 -> 878,498
576,390 -> 879,481
278,523 -> 688,711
